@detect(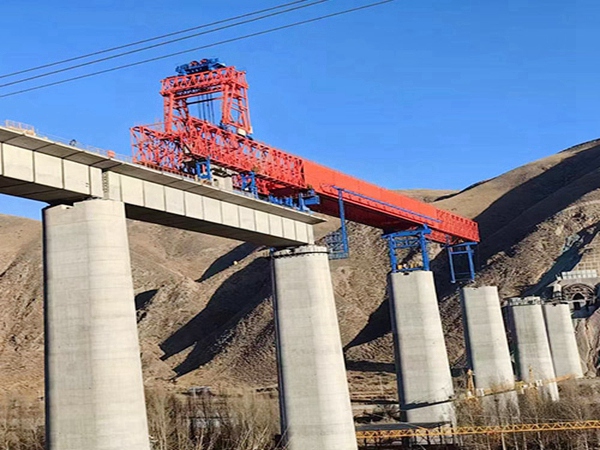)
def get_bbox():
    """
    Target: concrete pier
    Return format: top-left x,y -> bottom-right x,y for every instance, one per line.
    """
509,300 -> 559,401
271,245 -> 357,450
44,199 -> 150,450
388,271 -> 455,424
542,303 -> 583,379
461,287 -> 518,417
